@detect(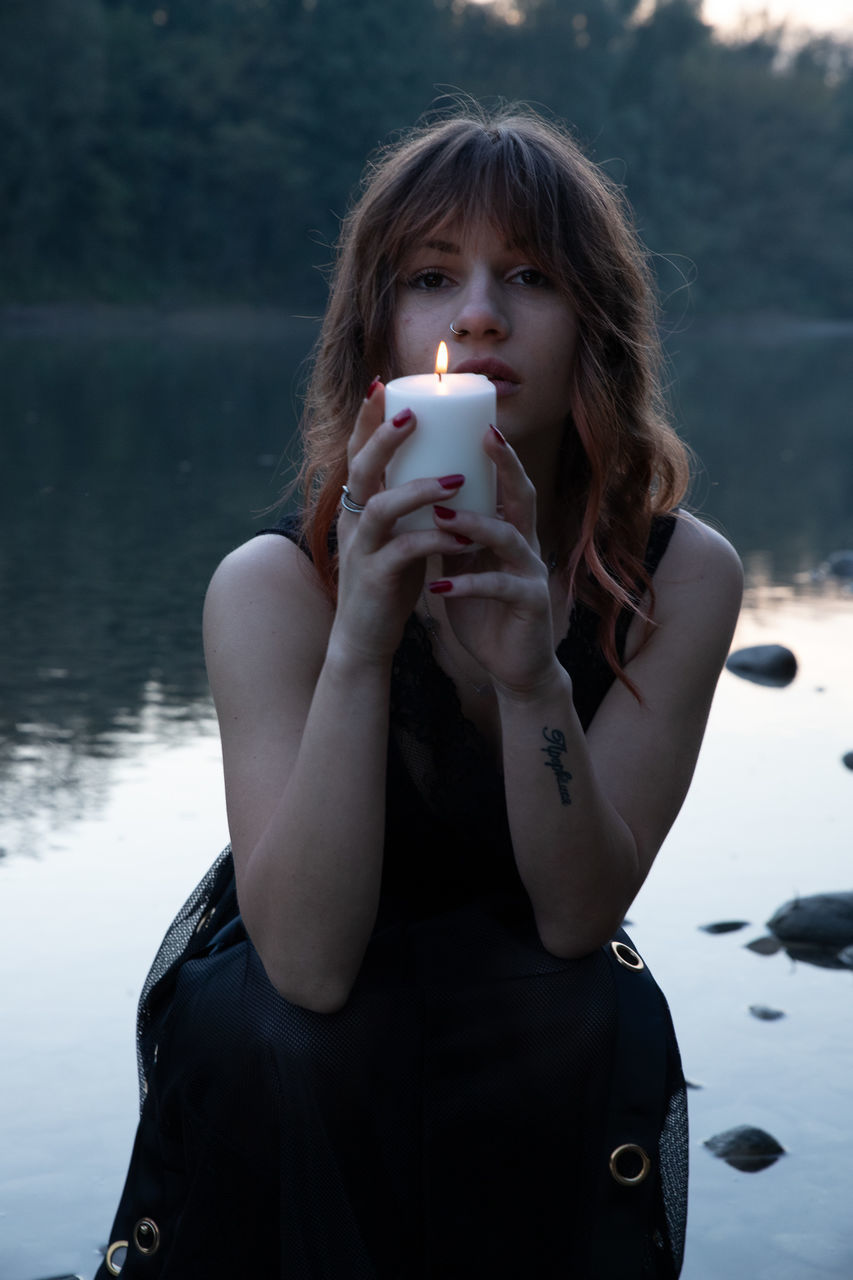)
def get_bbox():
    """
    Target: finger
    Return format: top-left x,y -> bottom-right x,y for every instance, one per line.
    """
483,425 -> 539,545
338,518 -> 479,600
430,502 -> 544,574
338,382 -> 388,527
426,569 -> 546,605
364,526 -> 485,577
346,377 -> 386,471
346,405 -> 423,509
355,474 -> 467,552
